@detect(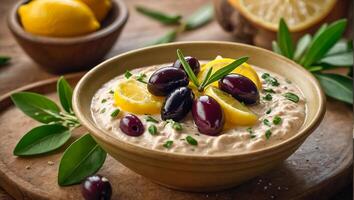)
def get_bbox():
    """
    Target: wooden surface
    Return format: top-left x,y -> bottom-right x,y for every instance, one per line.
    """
0,0 -> 352,199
